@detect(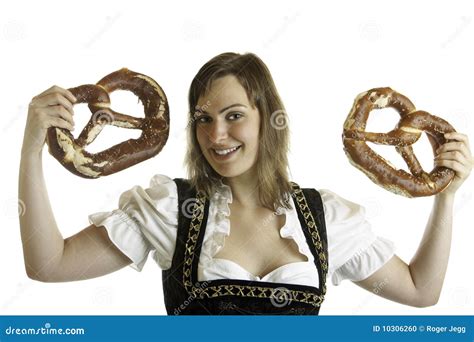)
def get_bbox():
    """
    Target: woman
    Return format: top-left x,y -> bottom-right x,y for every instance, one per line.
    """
19,52 -> 473,315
